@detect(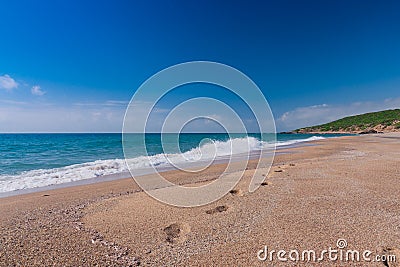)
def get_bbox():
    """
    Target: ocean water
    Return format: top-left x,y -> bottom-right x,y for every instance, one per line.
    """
0,133 -> 350,193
